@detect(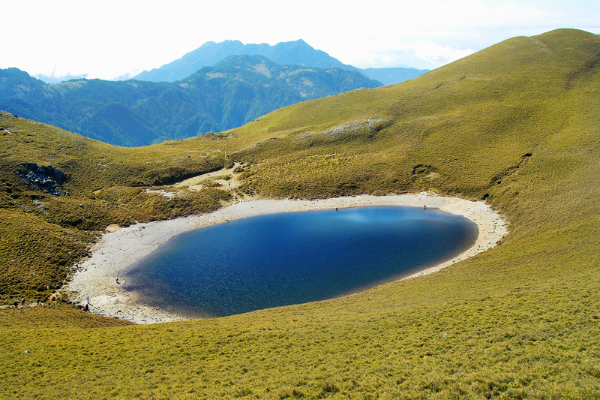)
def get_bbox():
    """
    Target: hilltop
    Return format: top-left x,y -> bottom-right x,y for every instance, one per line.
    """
0,28 -> 599,398
0,56 -> 380,147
